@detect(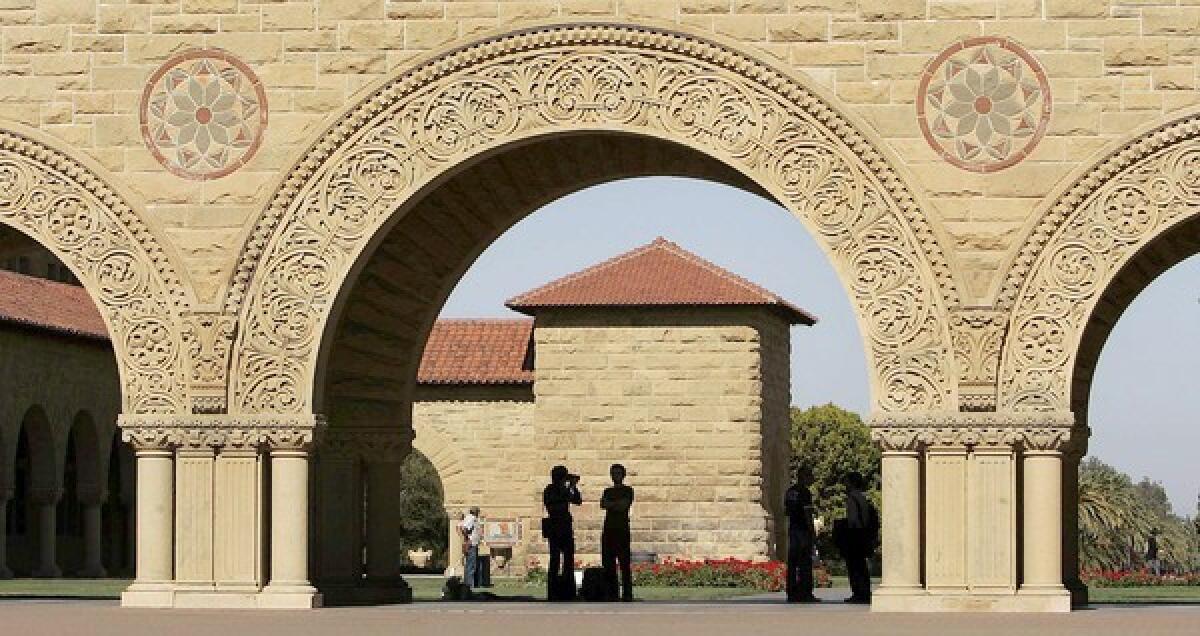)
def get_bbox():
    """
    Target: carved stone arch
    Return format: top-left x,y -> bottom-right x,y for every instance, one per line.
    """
228,22 -> 960,416
411,424 -> 466,508
998,110 -> 1200,412
0,121 -> 189,414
